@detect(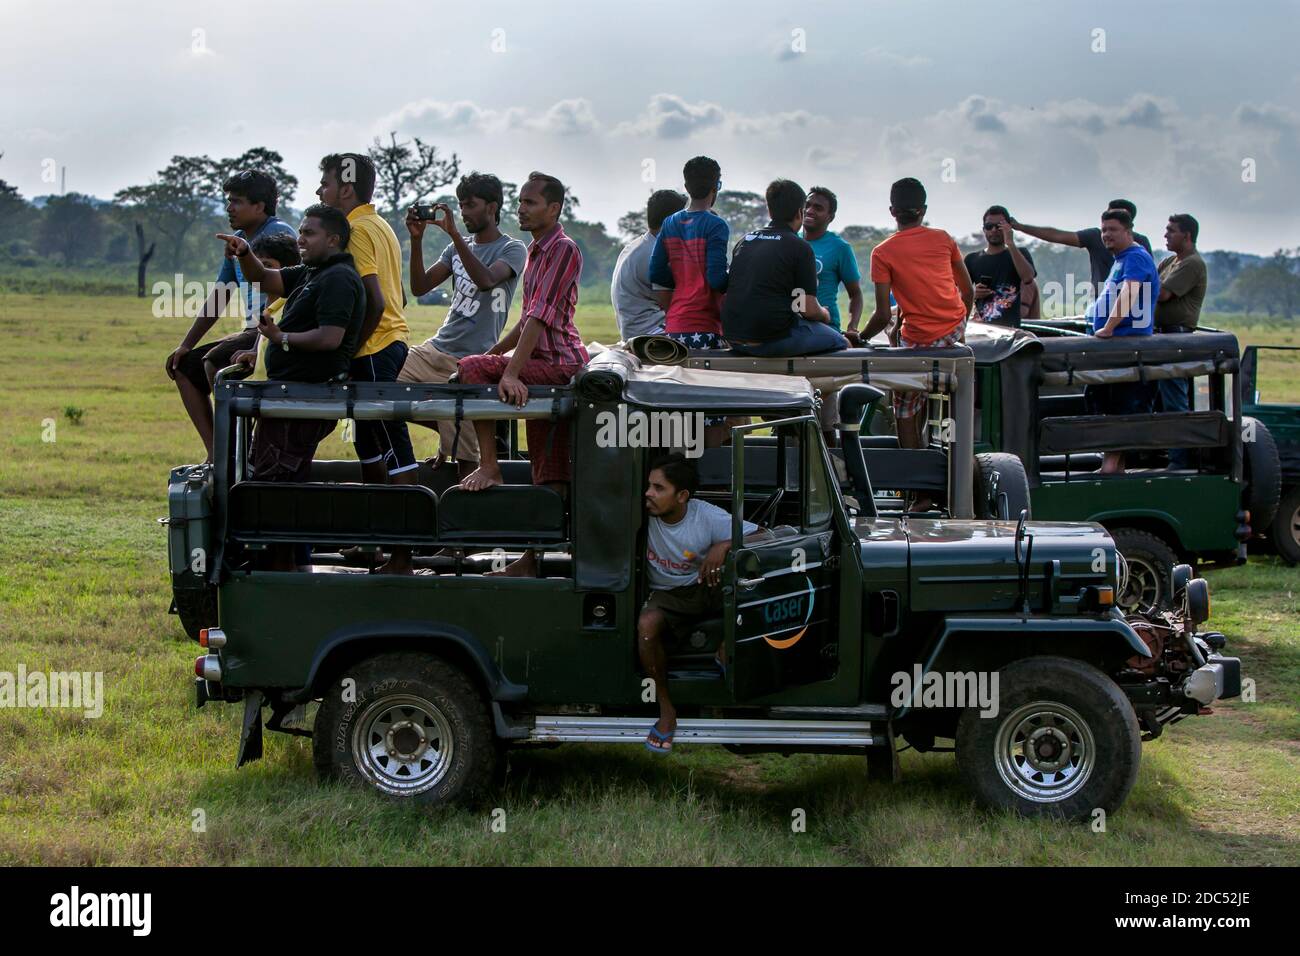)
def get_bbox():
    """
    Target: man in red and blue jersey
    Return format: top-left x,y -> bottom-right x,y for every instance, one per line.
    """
649,156 -> 729,351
